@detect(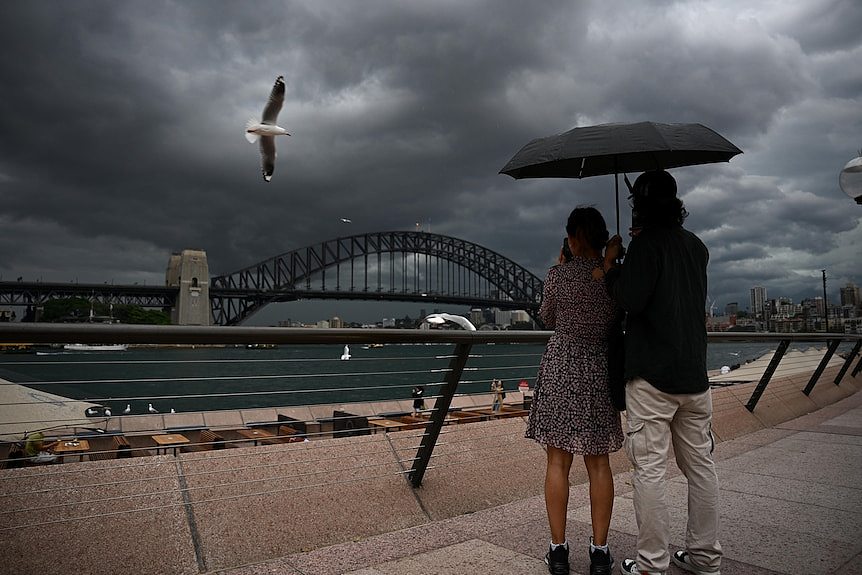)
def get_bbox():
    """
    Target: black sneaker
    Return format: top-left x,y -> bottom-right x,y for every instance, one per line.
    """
545,543 -> 570,575
671,551 -> 721,575
589,544 -> 613,575
620,558 -> 664,574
